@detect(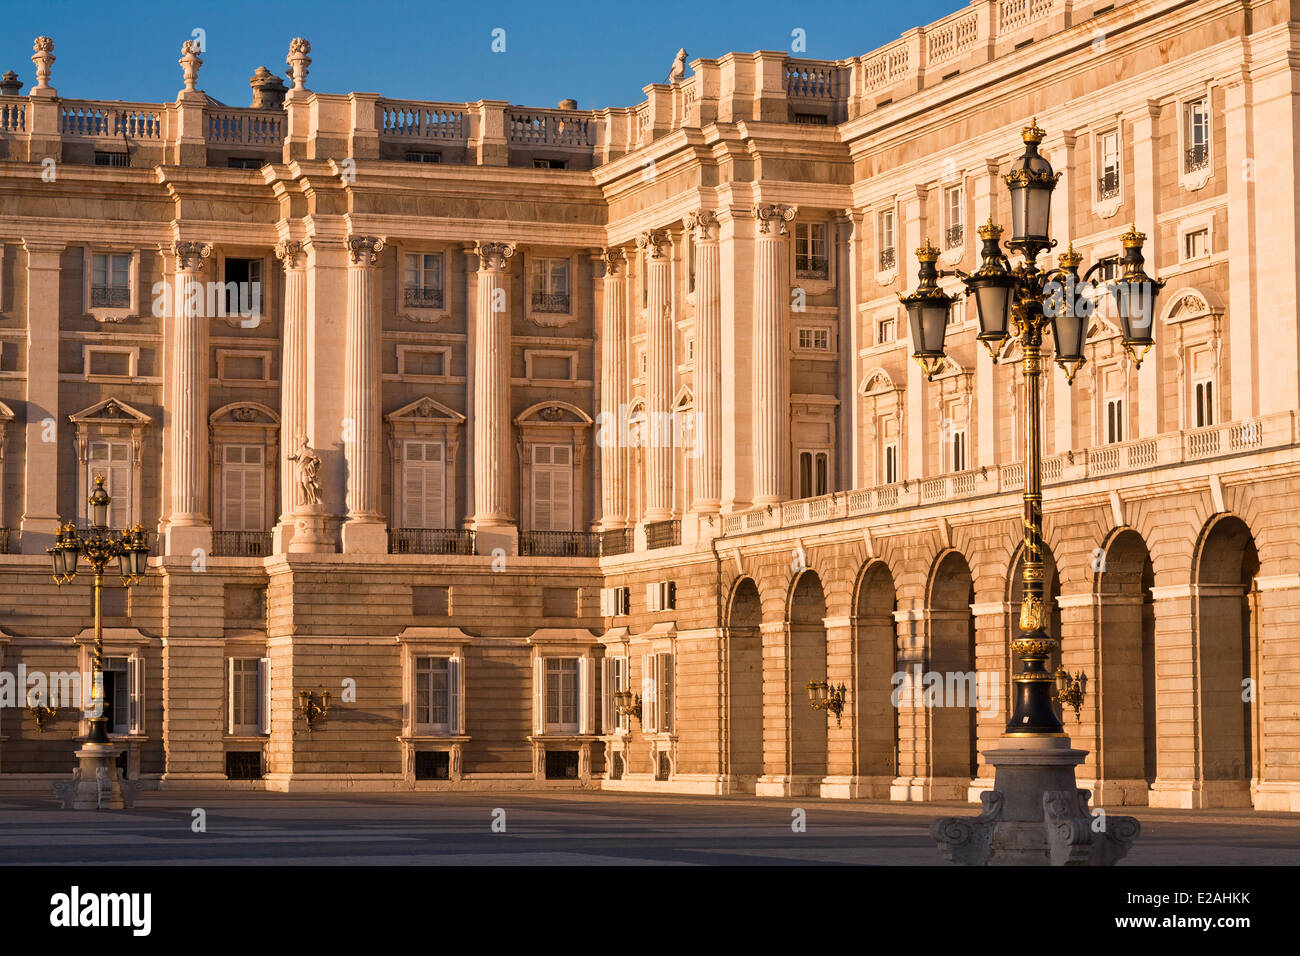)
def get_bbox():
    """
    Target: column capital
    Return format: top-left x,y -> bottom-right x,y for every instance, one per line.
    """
636,229 -> 671,258
474,240 -> 515,271
346,234 -> 386,266
20,238 -> 65,258
684,209 -> 720,242
275,239 -> 306,271
169,239 -> 212,272
599,246 -> 627,277
754,203 -> 797,235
